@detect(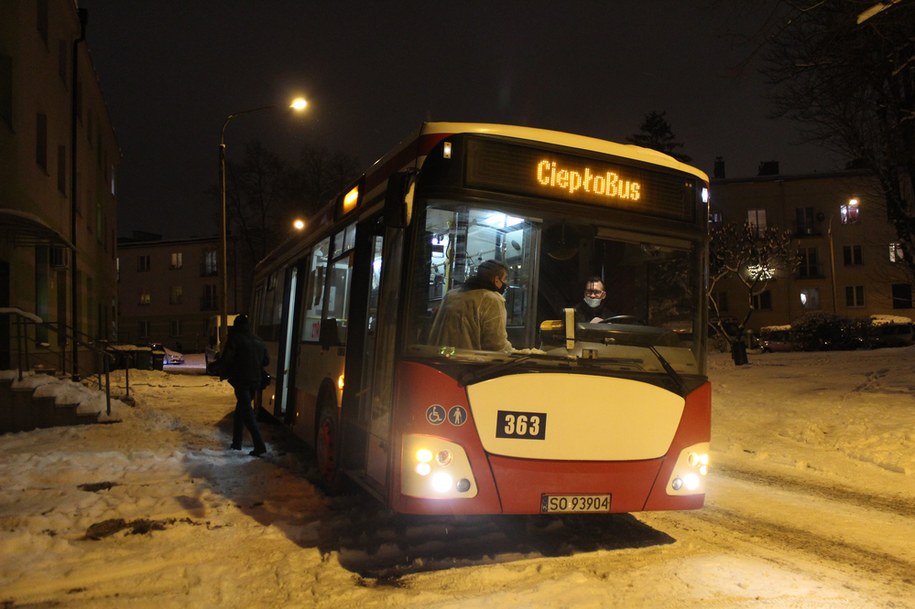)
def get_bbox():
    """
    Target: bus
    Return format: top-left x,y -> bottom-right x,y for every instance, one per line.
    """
251,122 -> 711,515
